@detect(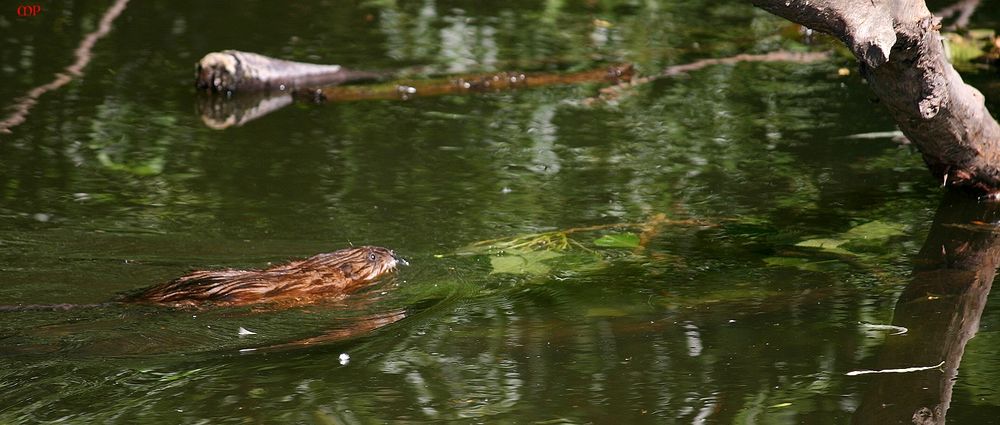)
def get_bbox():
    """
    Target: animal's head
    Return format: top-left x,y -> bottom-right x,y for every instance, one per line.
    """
328,246 -> 407,283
